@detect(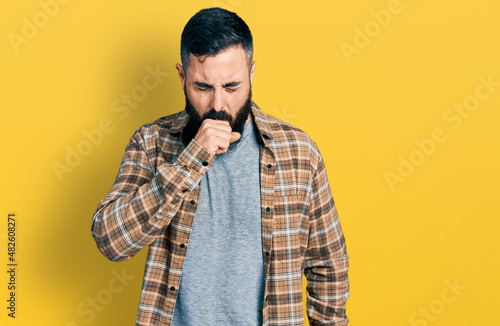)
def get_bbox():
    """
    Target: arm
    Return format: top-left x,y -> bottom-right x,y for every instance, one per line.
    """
91,130 -> 213,261
304,155 -> 349,325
